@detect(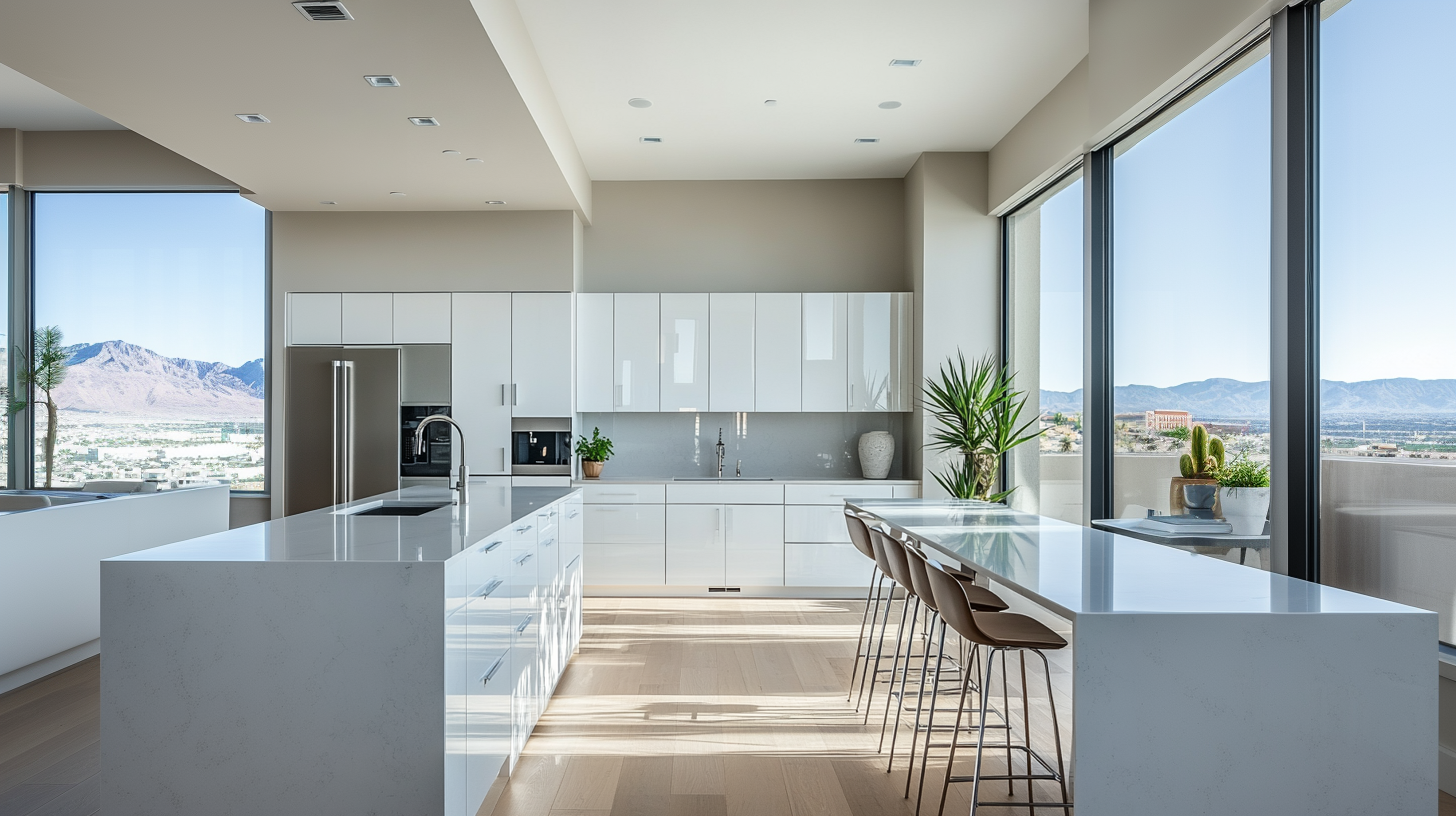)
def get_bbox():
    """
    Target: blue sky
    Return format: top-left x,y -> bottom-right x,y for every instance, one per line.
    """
31,192 -> 265,367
